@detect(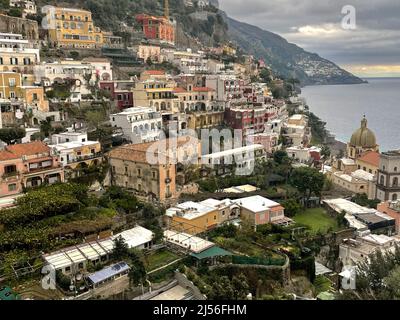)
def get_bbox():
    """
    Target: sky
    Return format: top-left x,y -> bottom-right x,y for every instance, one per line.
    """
218,0 -> 400,78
